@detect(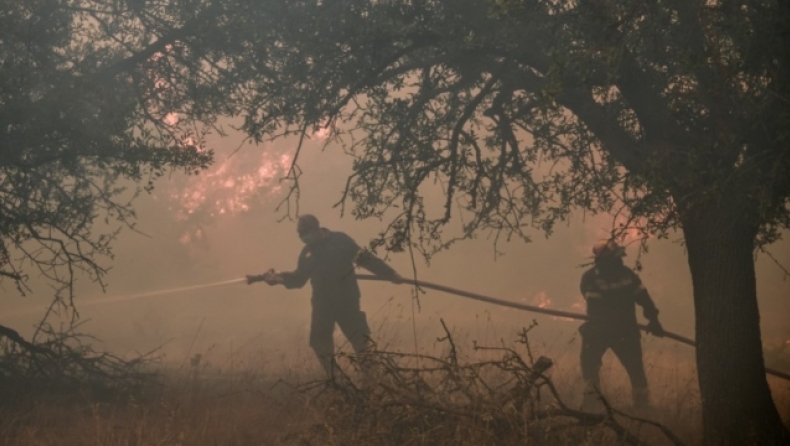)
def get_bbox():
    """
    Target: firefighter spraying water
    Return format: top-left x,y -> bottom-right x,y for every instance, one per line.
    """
245,214 -> 403,376
4,227 -> 788,385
